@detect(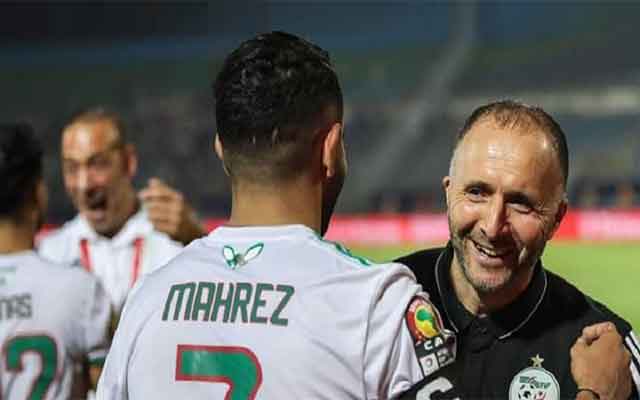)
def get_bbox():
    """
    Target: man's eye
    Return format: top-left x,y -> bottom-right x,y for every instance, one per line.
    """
510,201 -> 533,214
466,187 -> 484,200
63,163 -> 77,174
90,158 -> 111,170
